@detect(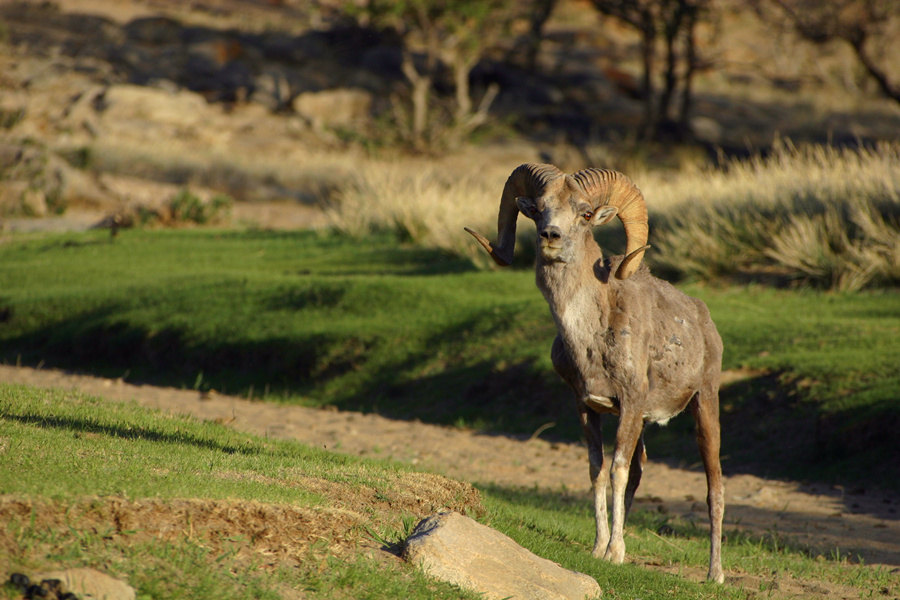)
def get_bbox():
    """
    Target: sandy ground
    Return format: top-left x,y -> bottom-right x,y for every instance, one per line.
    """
3,364 -> 898,572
